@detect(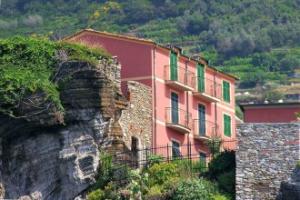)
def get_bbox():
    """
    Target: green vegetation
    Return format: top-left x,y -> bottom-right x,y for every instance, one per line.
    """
87,153 -> 234,200
206,150 -> 236,197
296,161 -> 300,169
1,1 -> 299,100
0,36 -> 109,117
